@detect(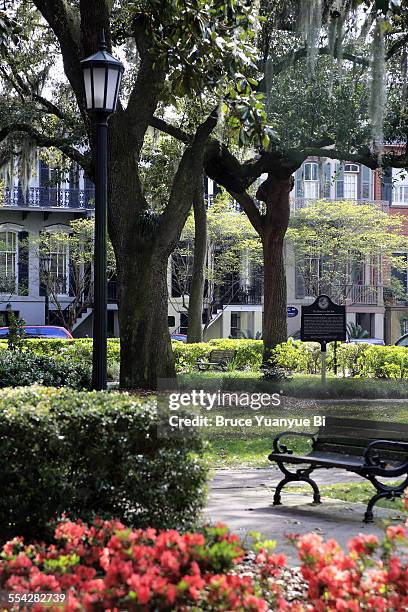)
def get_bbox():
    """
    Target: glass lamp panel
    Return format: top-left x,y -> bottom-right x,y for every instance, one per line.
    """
106,67 -> 120,111
83,68 -> 93,109
93,67 -> 108,108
